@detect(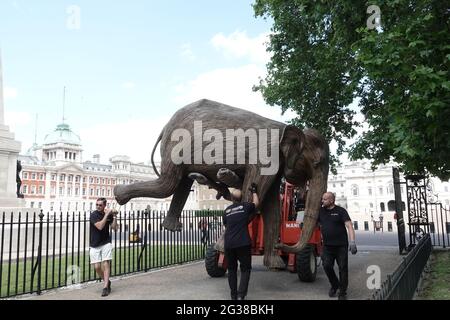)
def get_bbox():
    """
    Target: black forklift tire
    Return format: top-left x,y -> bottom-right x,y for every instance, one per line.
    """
296,244 -> 317,282
205,244 -> 227,277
